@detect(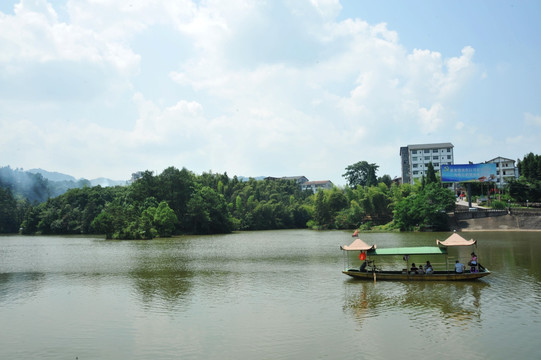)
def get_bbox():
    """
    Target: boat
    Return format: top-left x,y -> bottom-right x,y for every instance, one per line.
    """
341,233 -> 490,281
